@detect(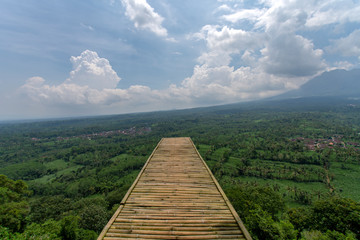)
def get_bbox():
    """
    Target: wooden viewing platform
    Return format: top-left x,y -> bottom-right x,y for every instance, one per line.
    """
98,137 -> 252,240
